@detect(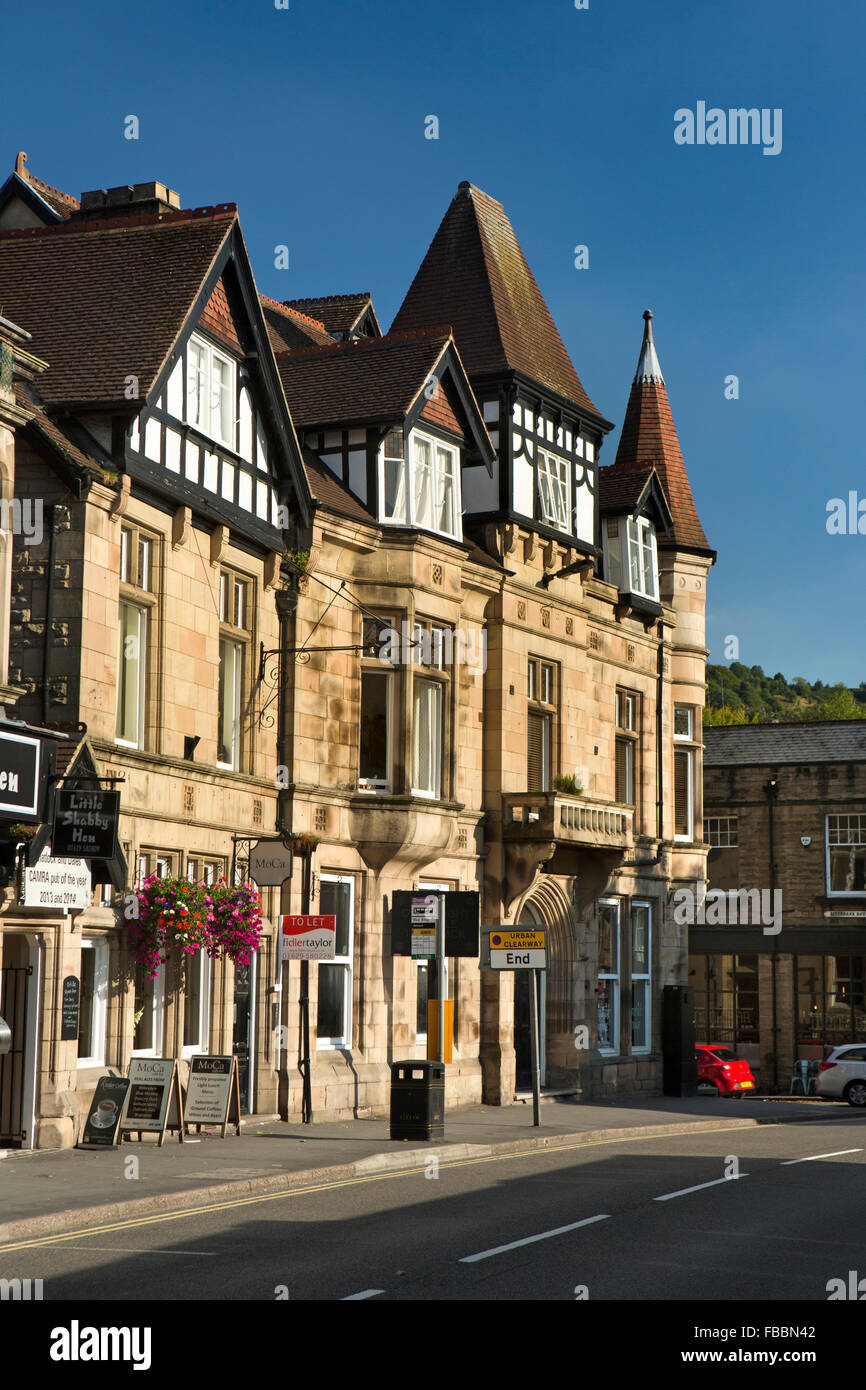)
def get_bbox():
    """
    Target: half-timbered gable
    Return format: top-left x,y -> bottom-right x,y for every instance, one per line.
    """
276,328 -> 493,543
0,185 -> 310,550
391,181 -> 613,556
